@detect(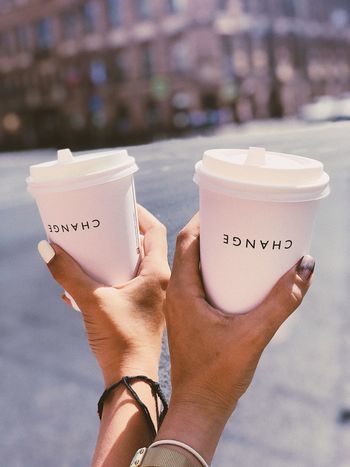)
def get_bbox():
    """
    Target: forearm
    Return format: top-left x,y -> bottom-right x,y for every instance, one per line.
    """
92,380 -> 158,467
154,398 -> 234,465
